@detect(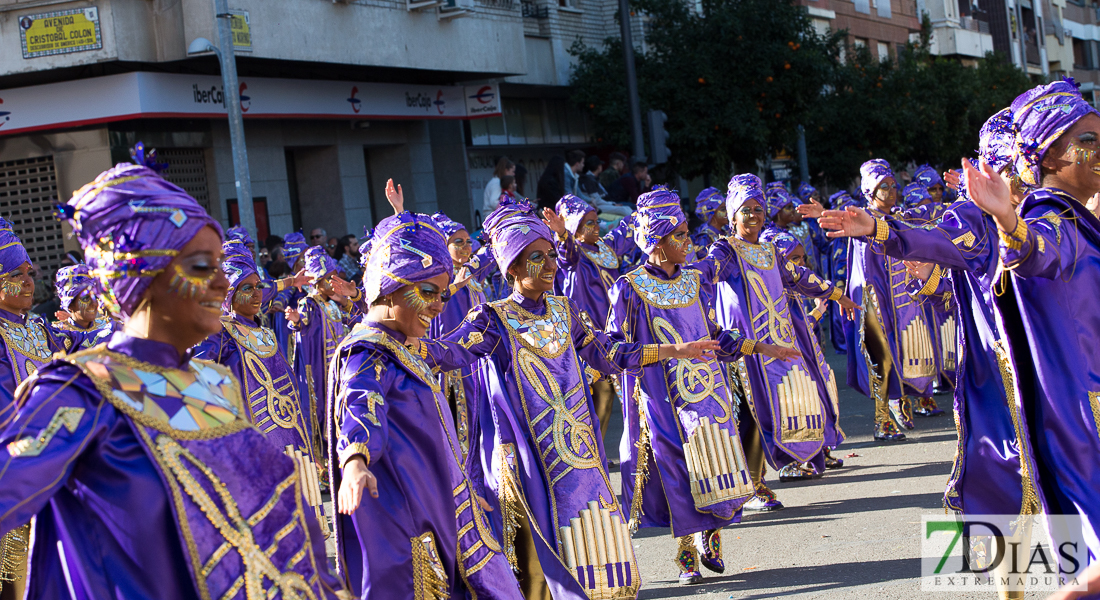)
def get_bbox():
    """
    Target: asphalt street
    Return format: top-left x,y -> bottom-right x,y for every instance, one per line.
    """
325,340 -> 1047,599
606,347 -> 1044,600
